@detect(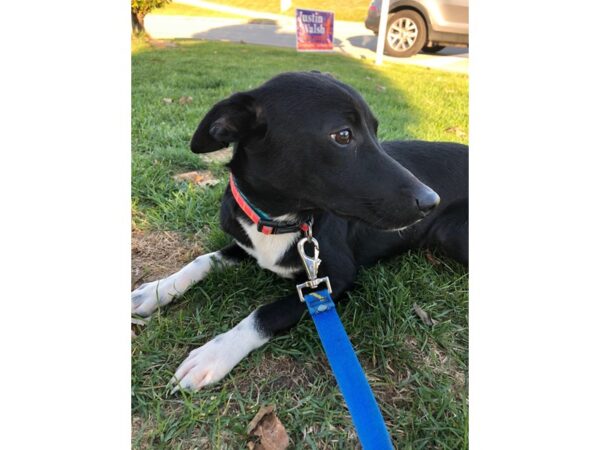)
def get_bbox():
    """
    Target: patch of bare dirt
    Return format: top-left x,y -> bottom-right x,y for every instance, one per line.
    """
131,230 -> 204,289
132,412 -> 214,450
132,415 -> 156,450
235,355 -> 329,396
146,38 -> 177,48
404,336 -> 466,390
